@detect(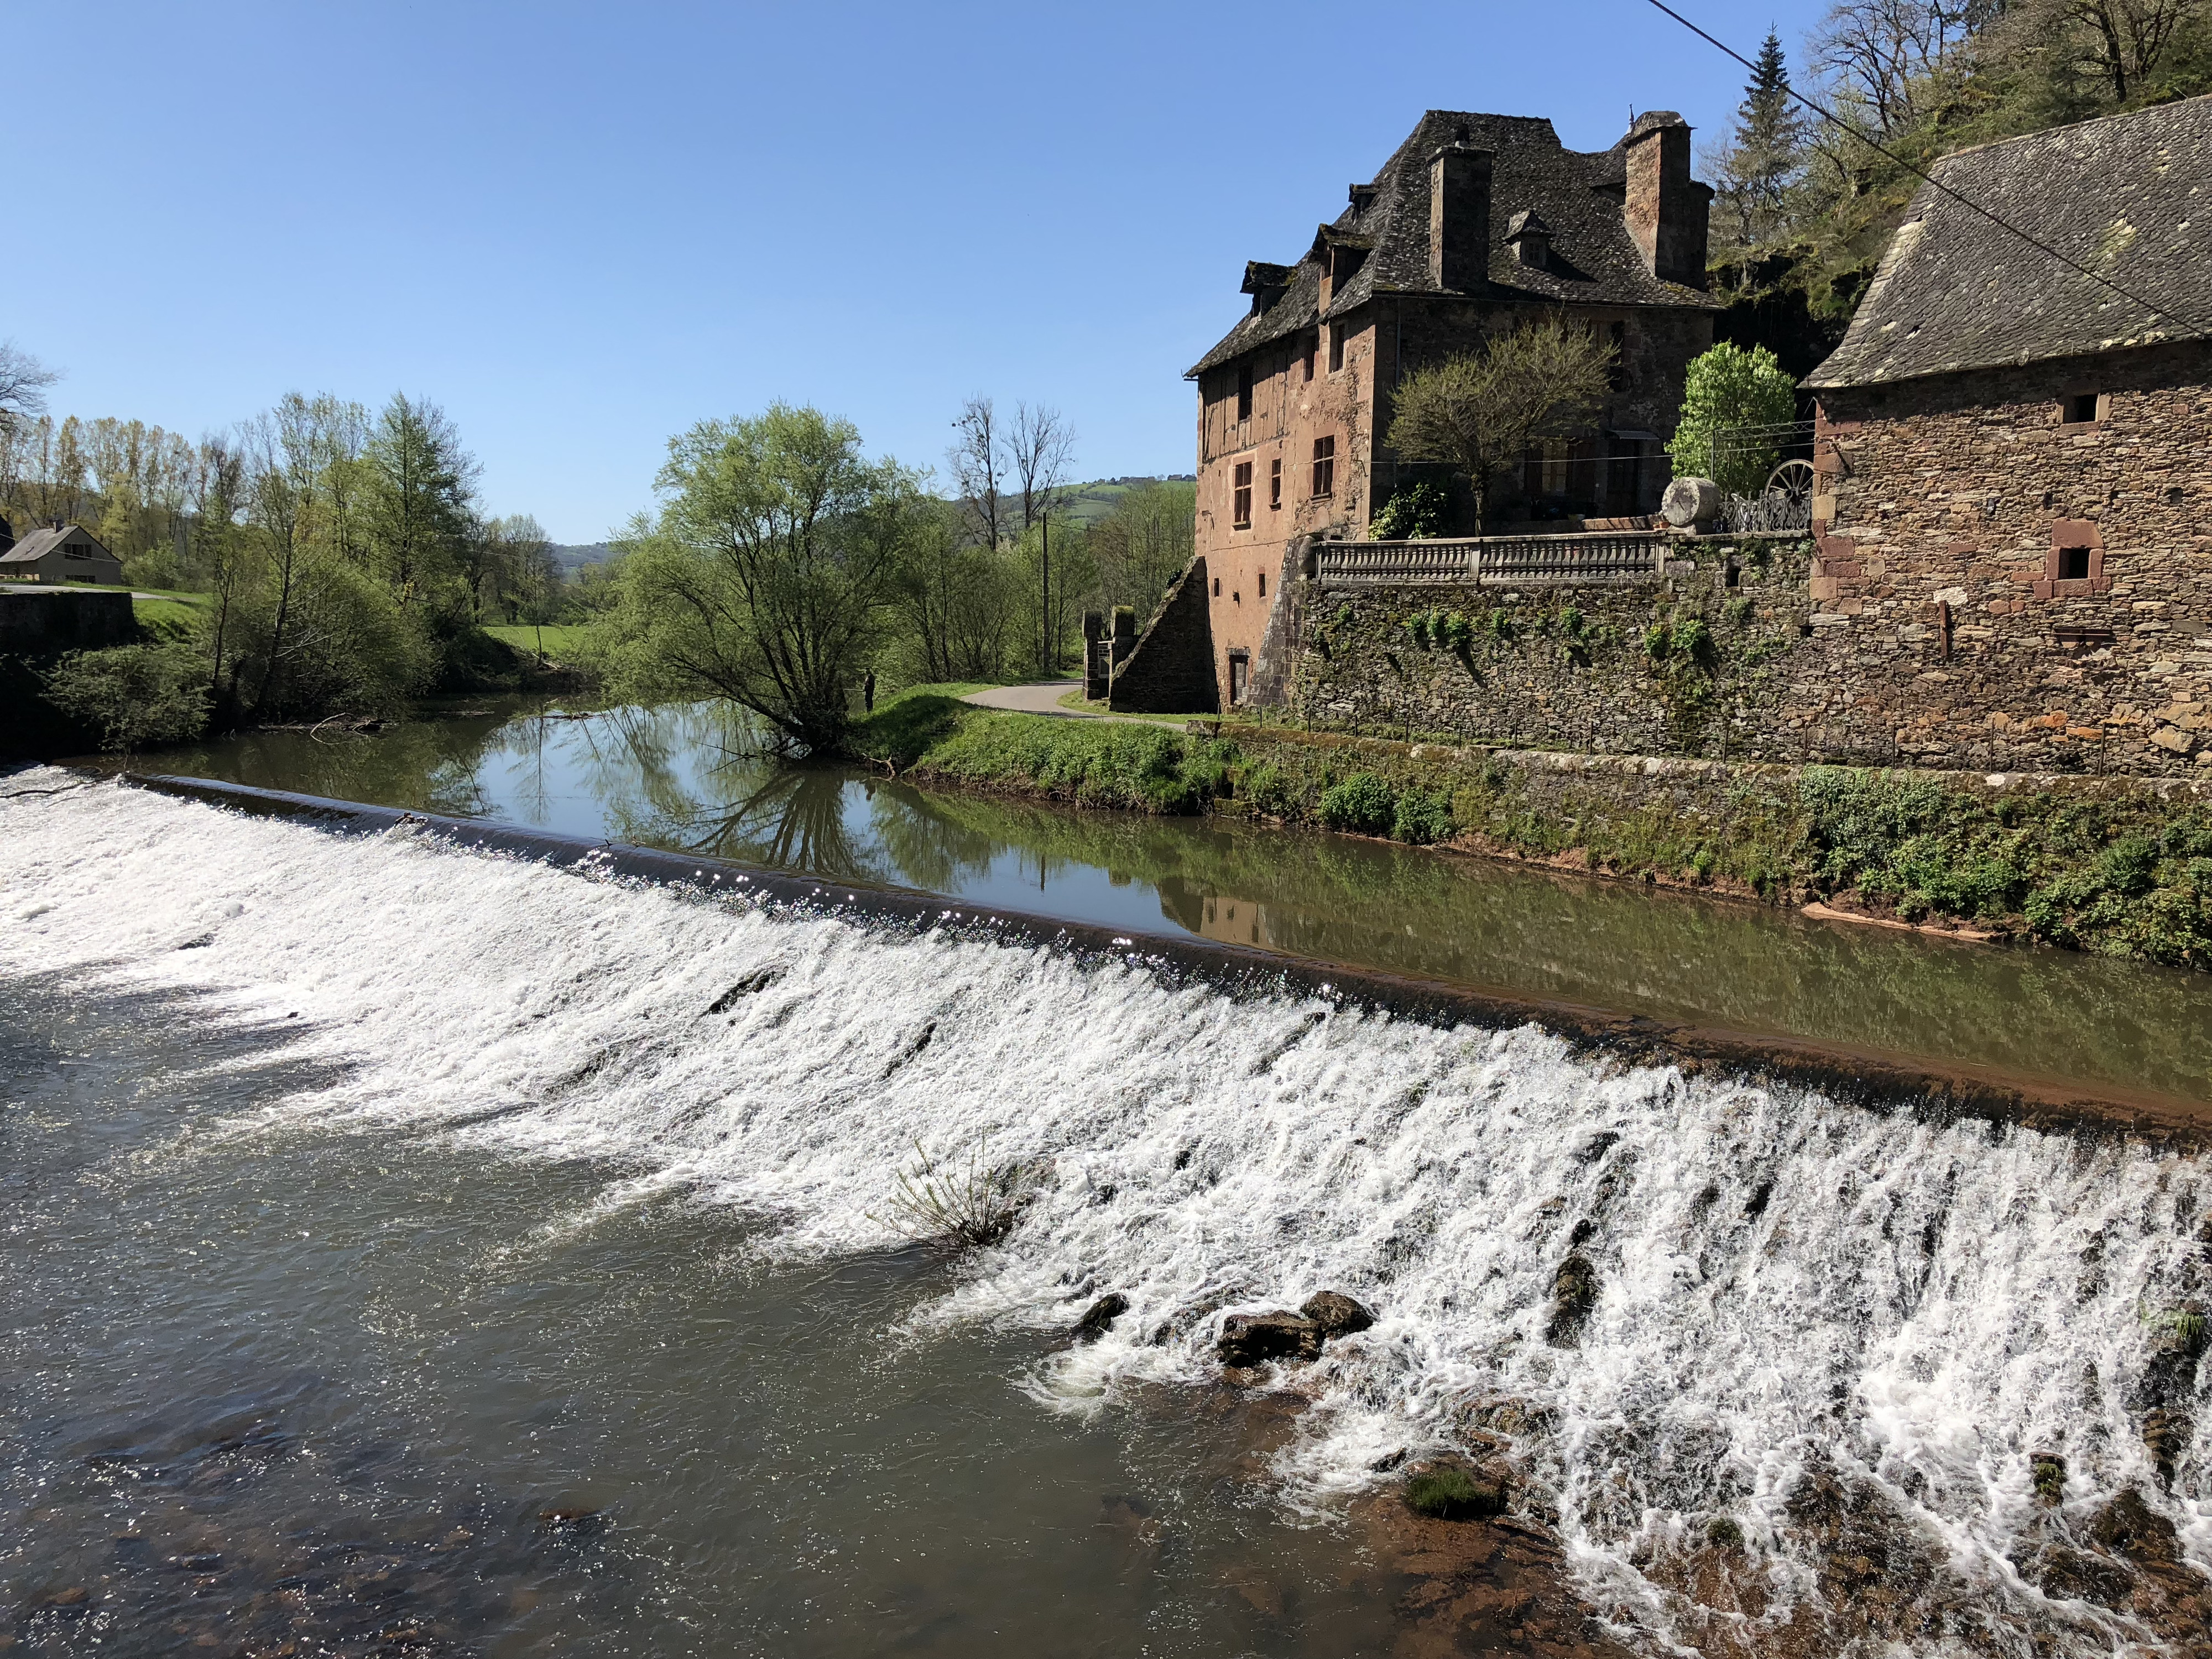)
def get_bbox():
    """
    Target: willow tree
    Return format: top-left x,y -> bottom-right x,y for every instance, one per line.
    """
1384,317 -> 1615,530
597,403 -> 921,753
